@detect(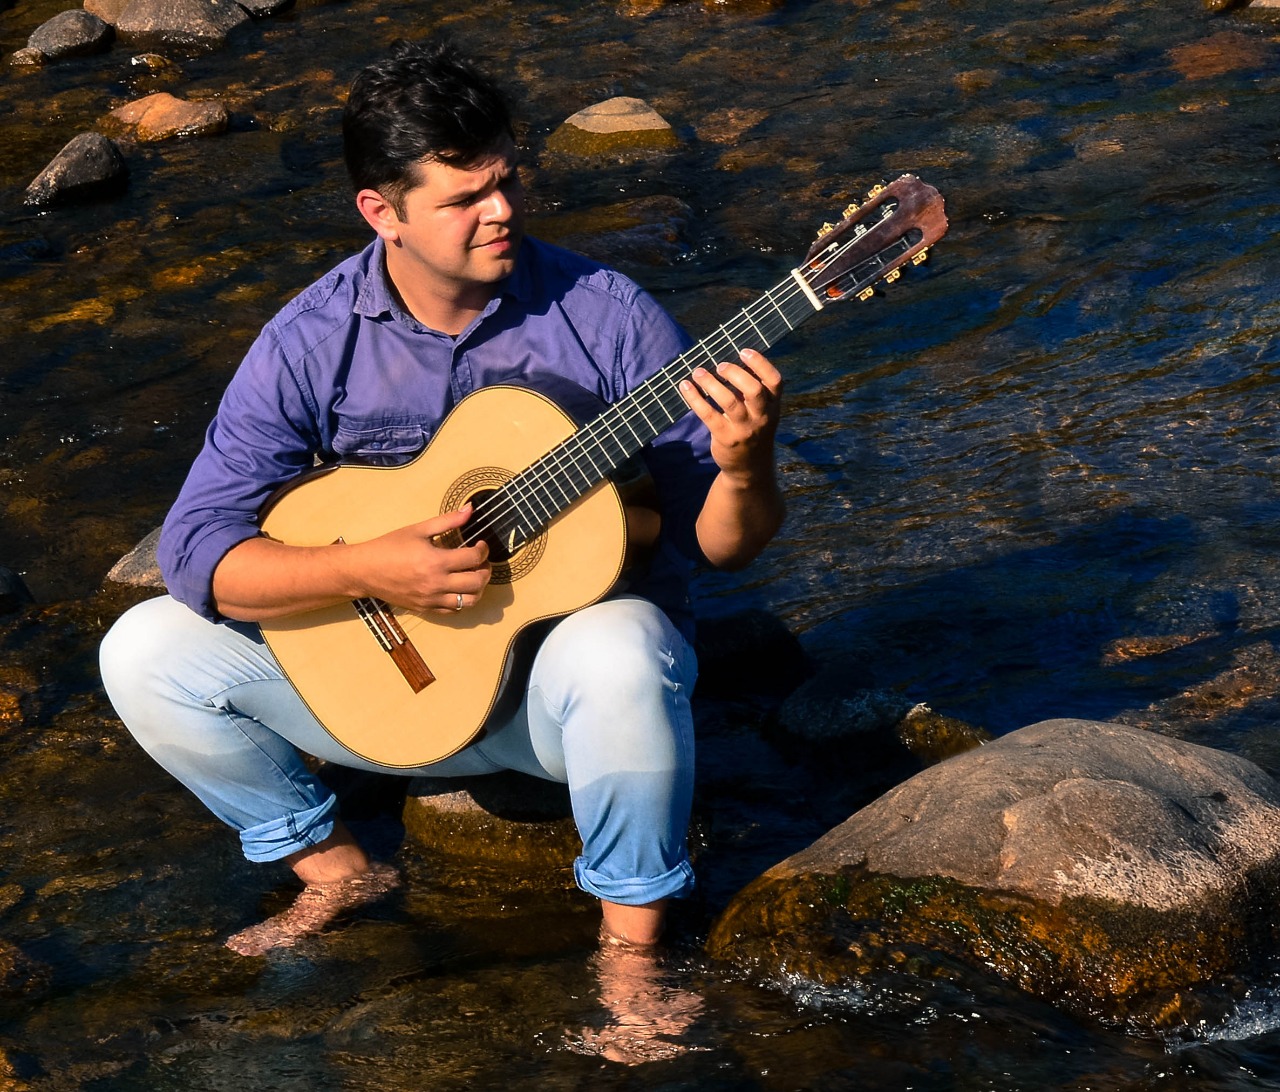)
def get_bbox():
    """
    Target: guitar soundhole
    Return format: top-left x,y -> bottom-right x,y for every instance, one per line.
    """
441,468 -> 545,586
